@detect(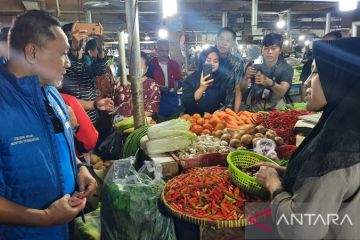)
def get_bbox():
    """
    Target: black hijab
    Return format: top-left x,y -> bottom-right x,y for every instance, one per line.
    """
282,38 -> 360,192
